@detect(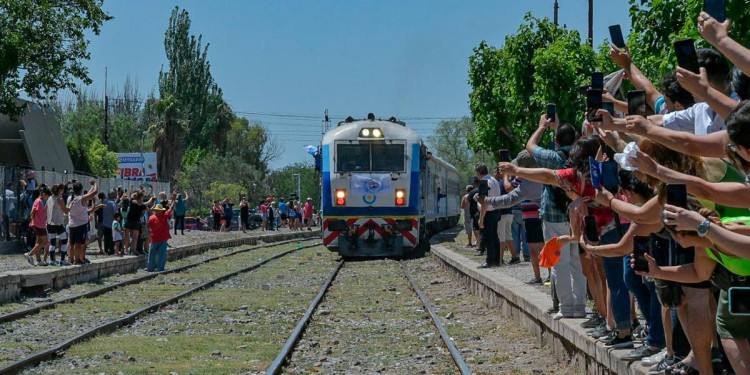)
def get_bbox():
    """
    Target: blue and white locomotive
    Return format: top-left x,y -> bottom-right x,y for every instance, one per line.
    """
320,114 -> 461,257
